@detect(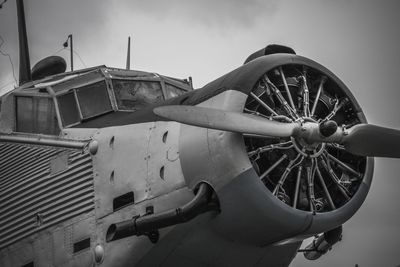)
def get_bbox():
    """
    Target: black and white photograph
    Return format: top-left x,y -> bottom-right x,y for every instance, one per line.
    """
0,0 -> 399,266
